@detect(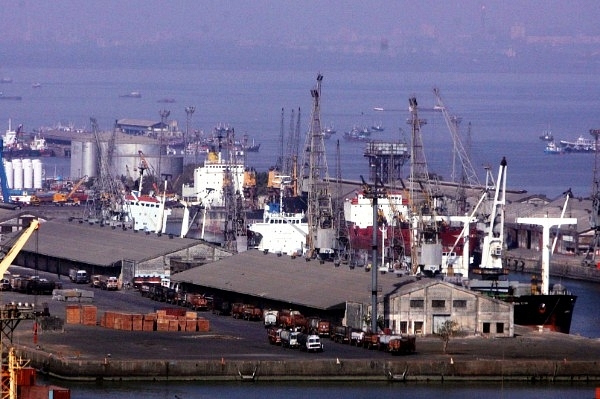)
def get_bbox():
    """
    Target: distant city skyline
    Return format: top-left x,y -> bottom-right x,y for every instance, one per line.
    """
1,1 -> 599,73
